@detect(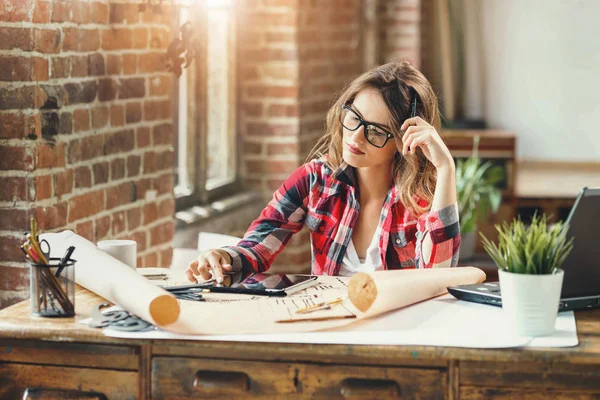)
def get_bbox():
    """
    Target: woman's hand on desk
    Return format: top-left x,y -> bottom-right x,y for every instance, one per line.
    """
185,249 -> 234,283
